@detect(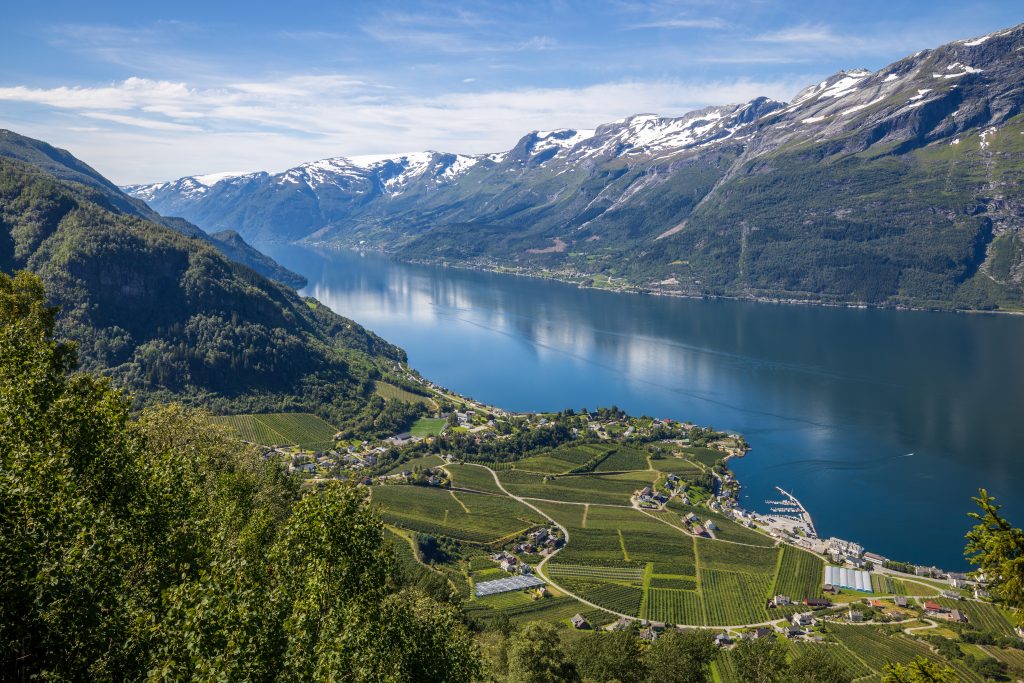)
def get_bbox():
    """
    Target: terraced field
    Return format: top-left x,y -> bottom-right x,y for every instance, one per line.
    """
444,463 -> 505,493
696,538 -> 779,574
515,443 -> 618,474
645,588 -> 705,625
497,469 -> 642,505
934,597 -> 1017,635
464,595 -> 609,628
827,624 -> 948,673
371,486 -> 544,544
701,569 -> 772,625
370,455 -> 880,630
647,457 -> 703,473
211,412 -> 338,450
592,446 -> 650,472
772,545 -> 825,601
374,381 -> 434,406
